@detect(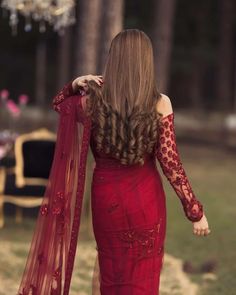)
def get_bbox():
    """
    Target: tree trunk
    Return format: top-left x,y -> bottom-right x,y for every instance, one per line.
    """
189,3 -> 210,110
35,39 -> 46,107
97,0 -> 124,74
234,55 -> 236,112
152,0 -> 176,93
217,0 -> 235,112
74,0 -> 103,76
57,27 -> 72,90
